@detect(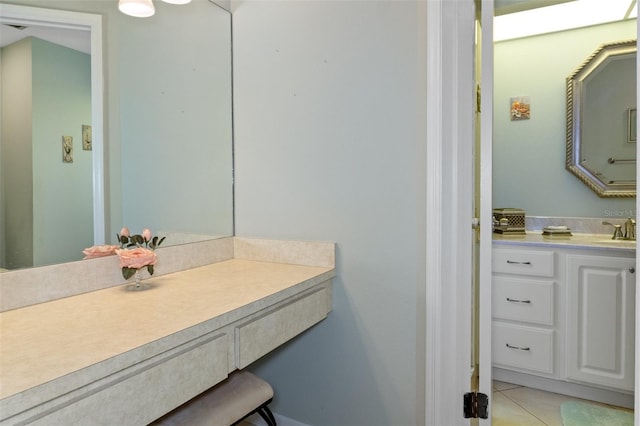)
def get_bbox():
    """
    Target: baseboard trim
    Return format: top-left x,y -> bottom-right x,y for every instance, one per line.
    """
493,368 -> 634,409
